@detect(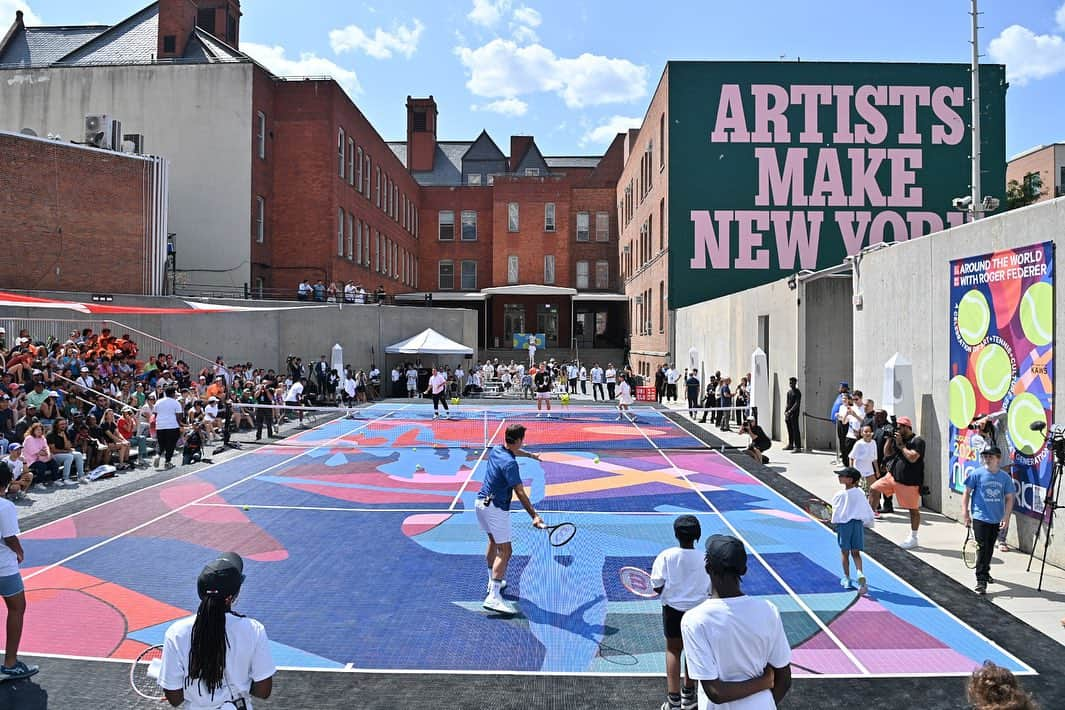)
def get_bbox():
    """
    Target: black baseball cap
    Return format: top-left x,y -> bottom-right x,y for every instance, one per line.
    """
835,467 -> 862,481
981,446 -> 1002,457
705,535 -> 747,576
196,552 -> 245,600
673,515 -> 701,539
